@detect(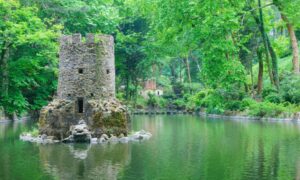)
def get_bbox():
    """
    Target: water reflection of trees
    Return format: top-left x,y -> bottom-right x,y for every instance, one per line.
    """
127,116 -> 300,180
39,143 -> 131,180
0,121 -> 30,140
